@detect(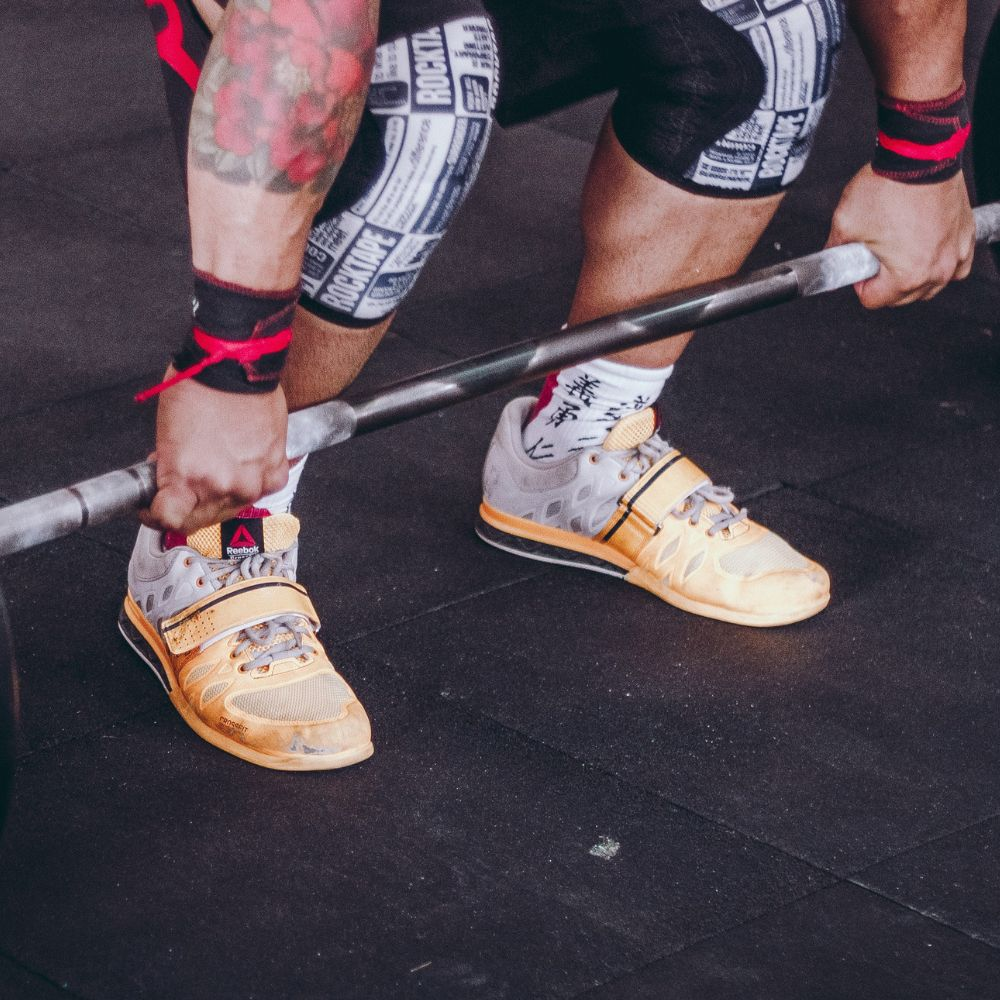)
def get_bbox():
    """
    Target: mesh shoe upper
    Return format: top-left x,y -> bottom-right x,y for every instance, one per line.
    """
480,397 -> 829,626
125,515 -> 372,765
